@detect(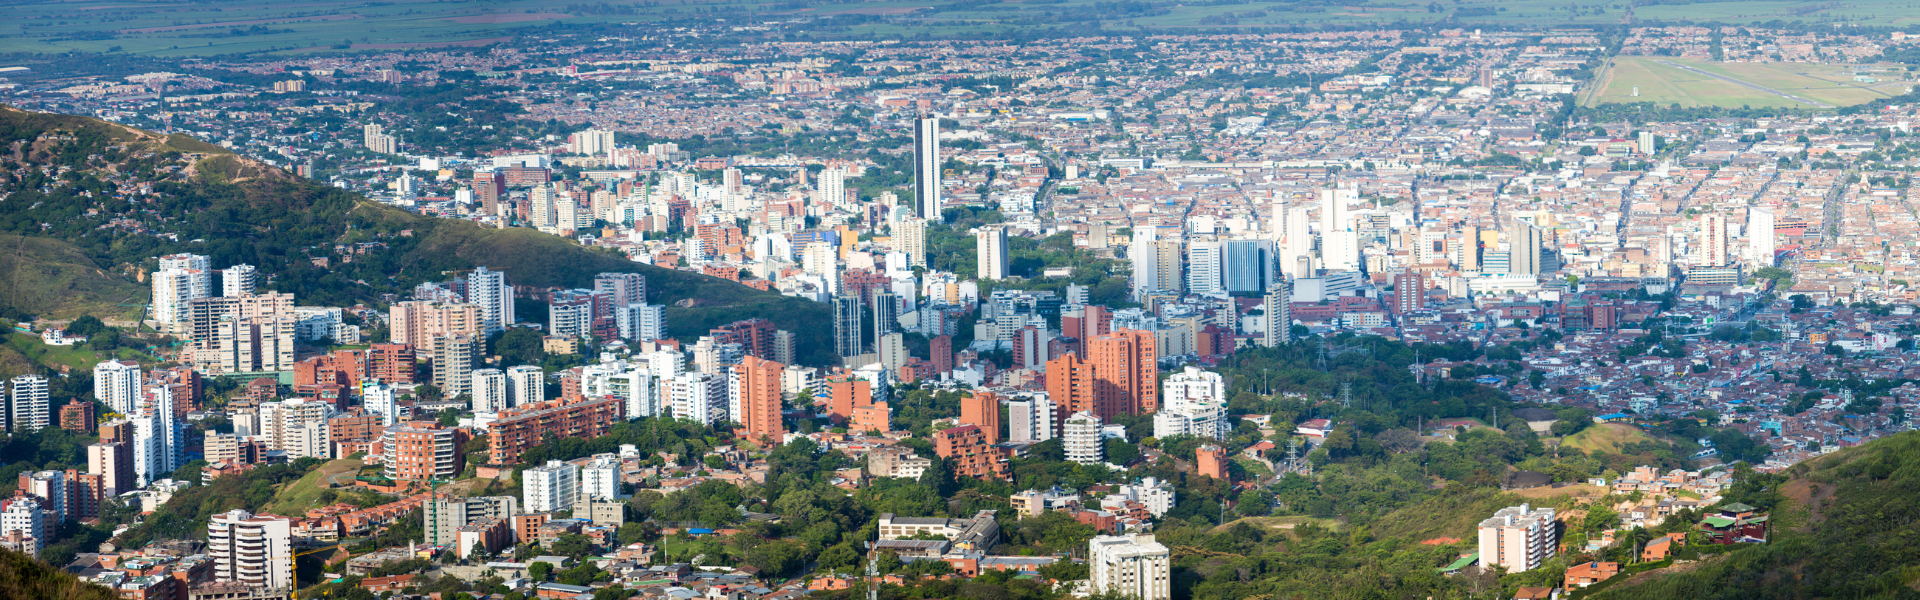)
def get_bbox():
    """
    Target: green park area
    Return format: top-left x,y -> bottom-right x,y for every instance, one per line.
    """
1588,57 -> 1915,109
